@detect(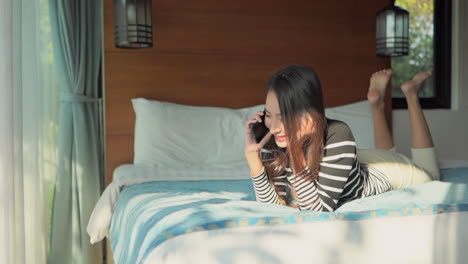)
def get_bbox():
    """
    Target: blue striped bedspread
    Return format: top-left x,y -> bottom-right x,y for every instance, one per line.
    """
109,167 -> 468,264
